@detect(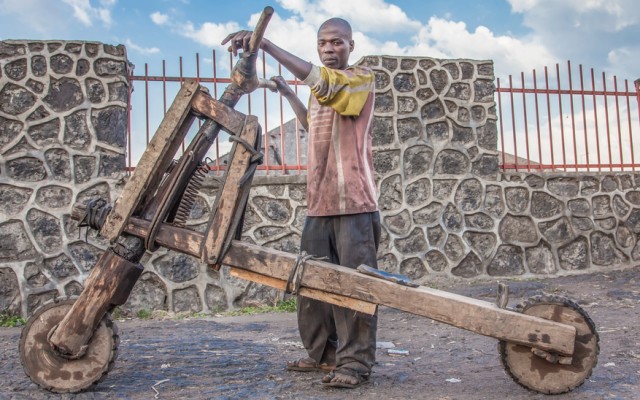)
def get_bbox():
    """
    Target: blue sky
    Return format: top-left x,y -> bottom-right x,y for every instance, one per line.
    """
1,0 -> 637,81
1,0 -> 638,165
